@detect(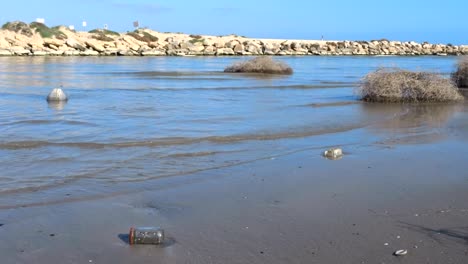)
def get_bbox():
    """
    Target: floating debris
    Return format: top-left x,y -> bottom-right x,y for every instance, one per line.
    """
323,148 -> 343,160
394,249 -> 408,256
